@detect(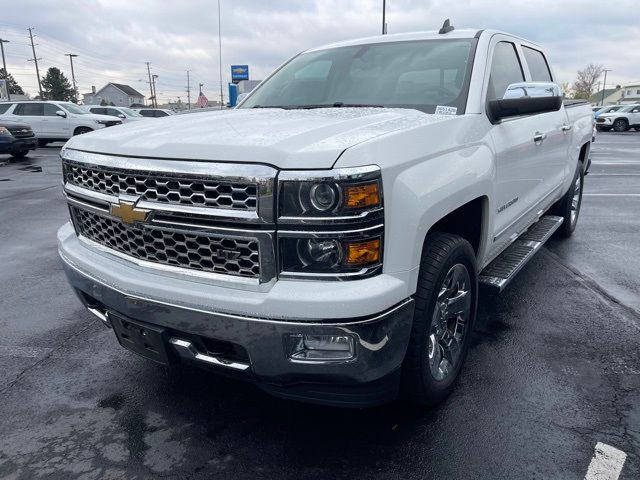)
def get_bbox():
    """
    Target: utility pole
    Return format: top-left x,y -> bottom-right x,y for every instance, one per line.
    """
28,28 -> 43,99
65,54 -> 78,102
186,70 -> 191,110
145,62 -> 154,107
152,74 -> 158,107
217,0 -> 224,108
199,83 -> 203,95
382,0 -> 387,34
601,69 -> 611,106
0,38 -> 10,101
